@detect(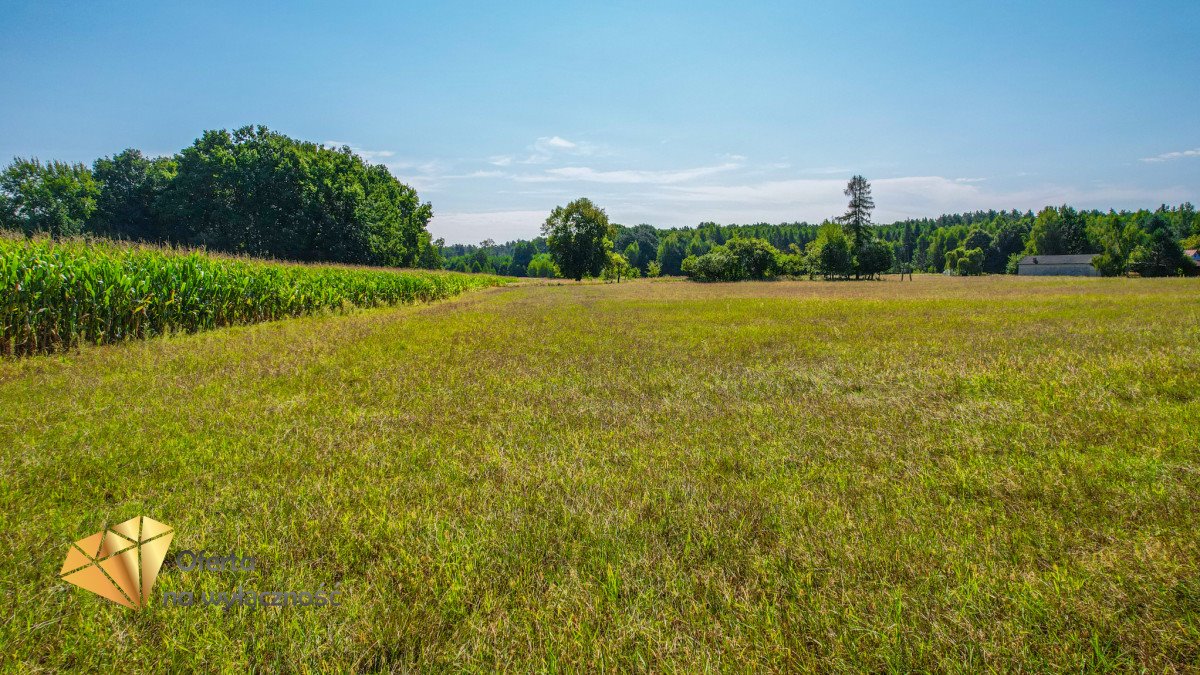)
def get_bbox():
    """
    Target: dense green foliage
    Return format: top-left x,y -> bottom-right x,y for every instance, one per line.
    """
681,236 -> 781,282
444,238 -> 548,276
599,251 -> 638,282
88,149 -> 177,241
0,126 -> 444,268
542,198 -> 616,281
0,236 -> 504,356
525,252 -> 559,278
0,158 -> 98,237
447,202 -> 1198,280
614,224 -> 660,271
679,178 -> 895,282
807,224 -> 855,280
